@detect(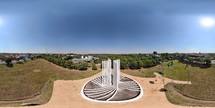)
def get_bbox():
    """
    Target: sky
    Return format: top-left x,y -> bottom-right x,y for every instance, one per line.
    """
0,0 -> 215,54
